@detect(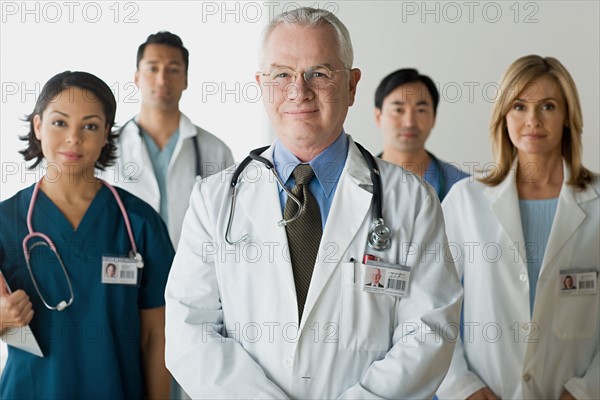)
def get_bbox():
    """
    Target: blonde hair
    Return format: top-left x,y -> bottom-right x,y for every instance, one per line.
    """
482,55 -> 592,190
